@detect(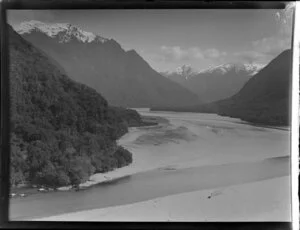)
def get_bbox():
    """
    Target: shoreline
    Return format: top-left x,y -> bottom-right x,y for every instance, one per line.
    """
10,111 -> 291,221
10,115 -> 169,196
77,115 -> 170,190
10,156 -> 290,220
76,111 -> 290,192
11,112 -> 290,196
149,108 -> 290,130
79,154 -> 290,189
34,176 -> 291,221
